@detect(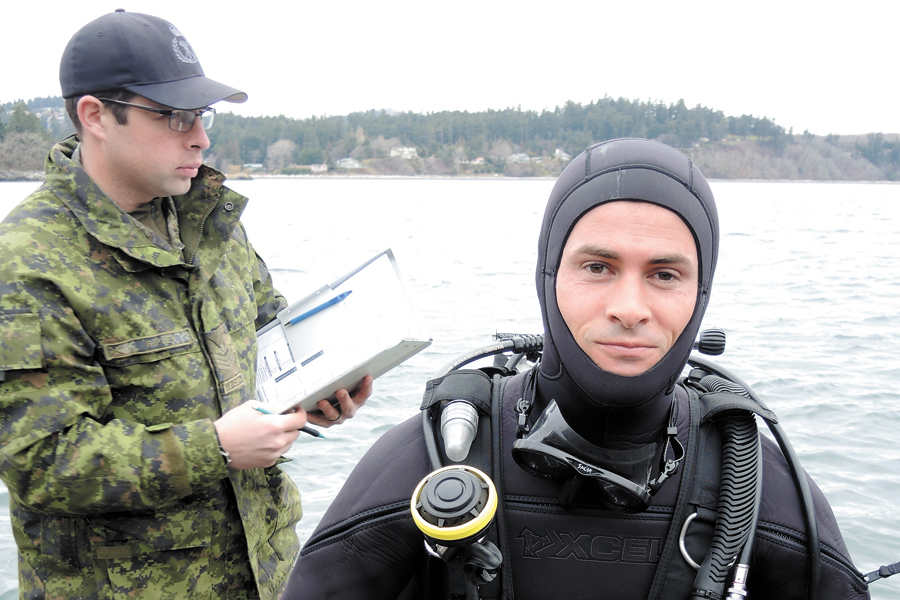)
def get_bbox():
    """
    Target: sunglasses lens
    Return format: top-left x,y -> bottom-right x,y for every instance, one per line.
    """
514,448 -> 570,478
597,481 -> 647,510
